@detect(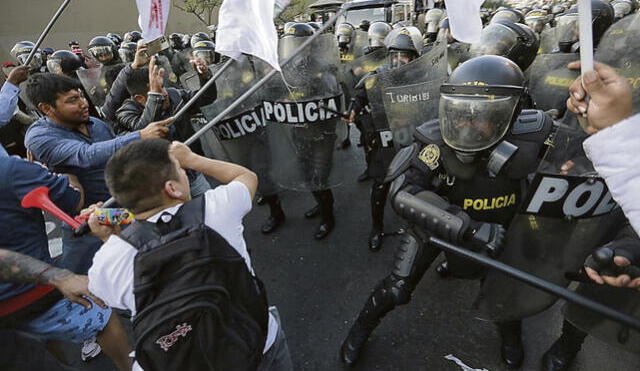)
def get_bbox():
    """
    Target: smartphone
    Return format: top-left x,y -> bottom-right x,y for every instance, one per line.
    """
145,36 -> 170,56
